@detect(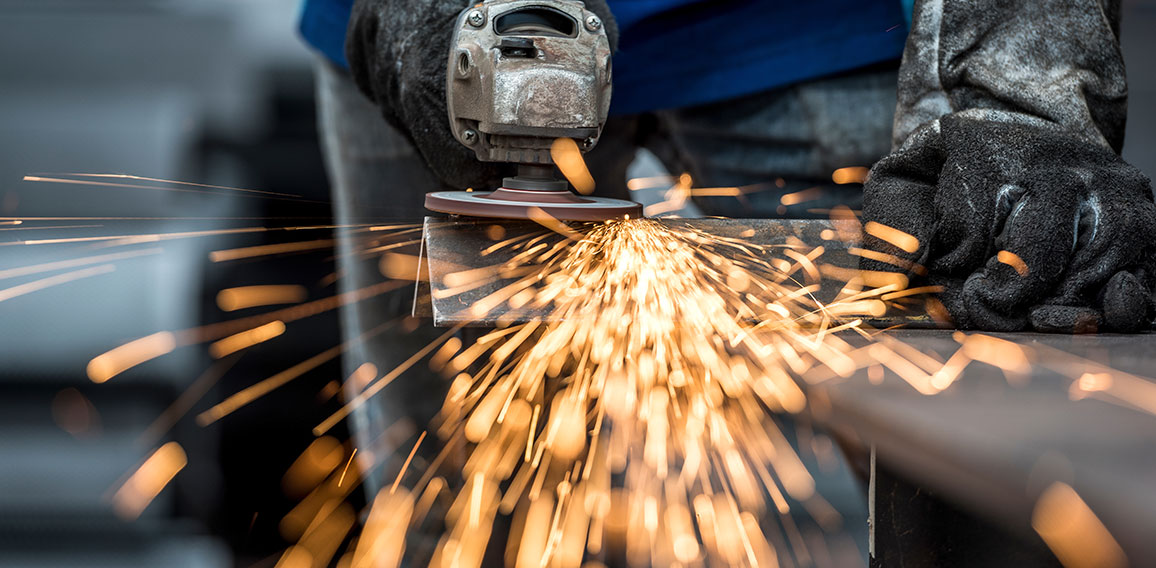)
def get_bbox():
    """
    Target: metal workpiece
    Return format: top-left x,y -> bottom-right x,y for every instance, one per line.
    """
412,216 -> 946,327
814,329 -> 1156,566
446,0 -> 613,165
